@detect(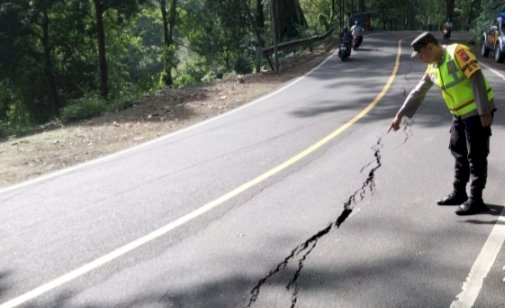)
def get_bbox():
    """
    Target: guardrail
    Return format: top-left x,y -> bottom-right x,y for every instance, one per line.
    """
262,27 -> 335,55
257,27 -> 335,72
